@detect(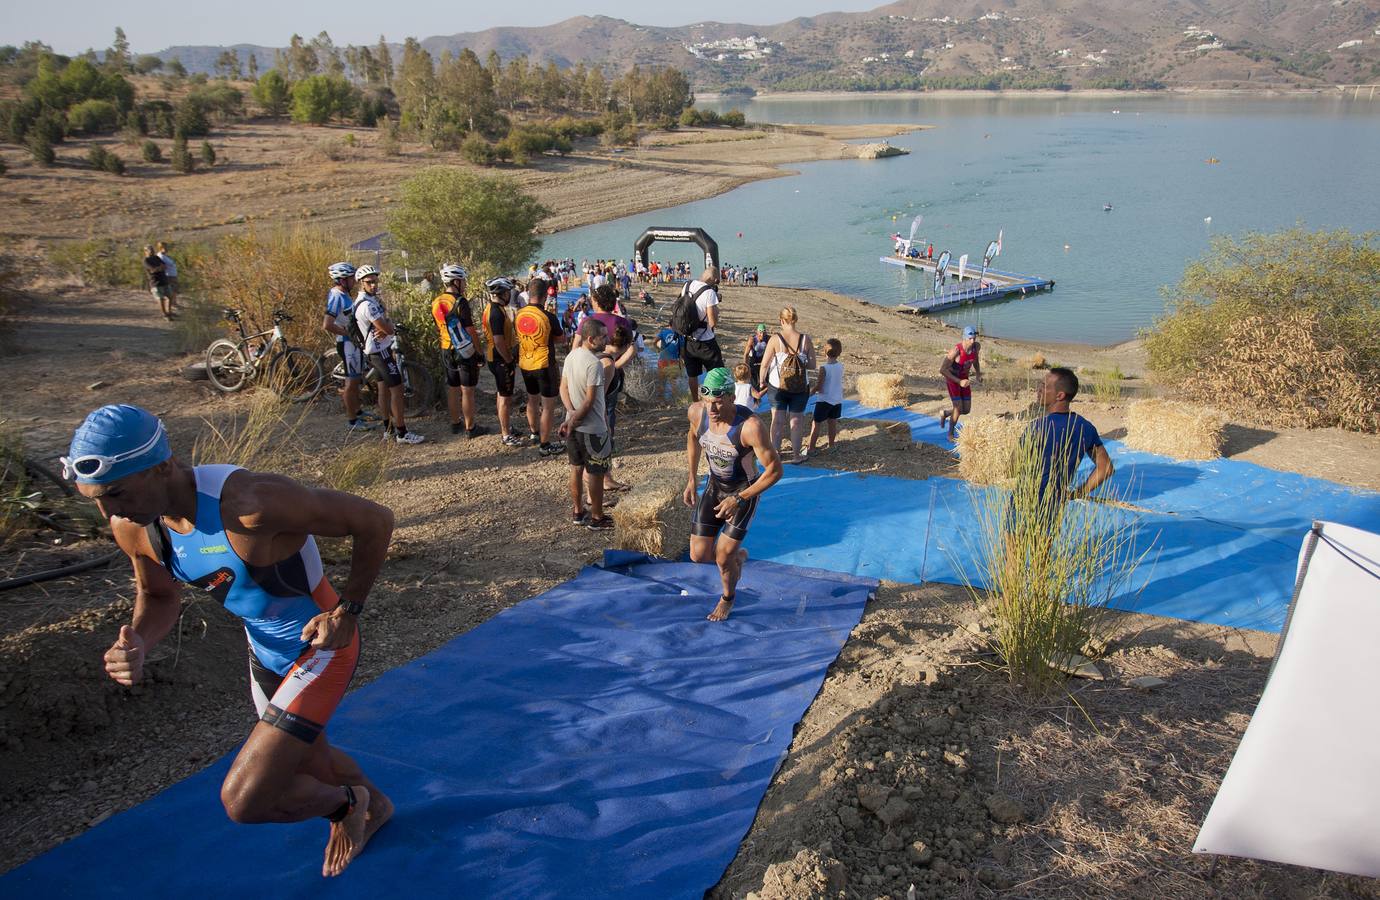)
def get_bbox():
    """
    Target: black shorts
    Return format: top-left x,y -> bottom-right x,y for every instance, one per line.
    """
488,358 -> 516,397
692,477 -> 759,542
566,430 -> 612,474
813,401 -> 842,423
368,348 -> 403,387
682,338 -> 724,379
521,364 -> 560,399
441,349 -> 480,388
